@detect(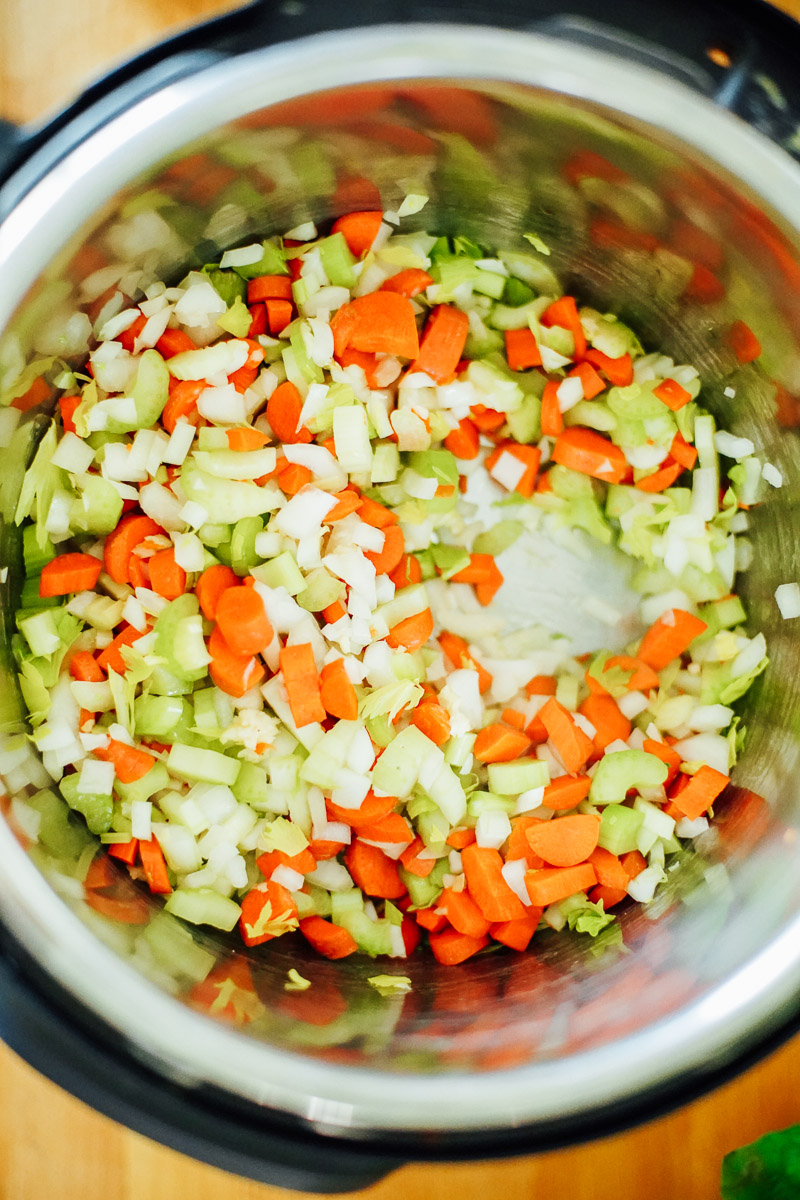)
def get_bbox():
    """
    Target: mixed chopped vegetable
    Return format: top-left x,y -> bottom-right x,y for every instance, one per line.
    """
11,207 -> 768,964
